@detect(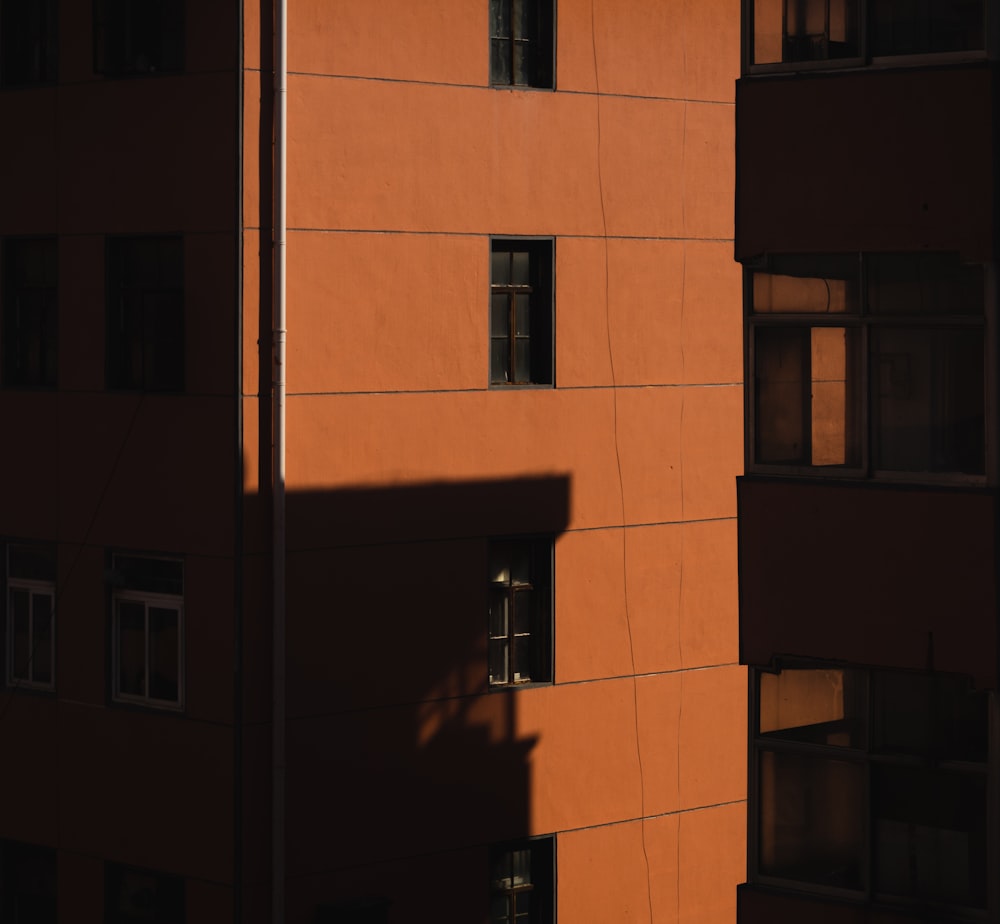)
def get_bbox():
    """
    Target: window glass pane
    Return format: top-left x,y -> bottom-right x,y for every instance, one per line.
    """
868,254 -> 983,316
10,587 -> 31,680
514,295 -> 530,337
492,294 -> 510,337
754,0 -> 784,62
491,338 -> 511,384
781,0 -> 860,61
489,638 -> 510,685
872,327 -> 984,474
32,592 -> 53,684
752,257 -> 858,313
8,544 -> 55,581
512,589 -> 533,636
759,668 -> 864,747
492,251 -> 511,285
489,590 -> 509,637
149,606 -> 179,702
870,0 -> 984,55
490,0 -> 511,38
491,892 -> 512,923
118,600 -> 146,697
491,38 -> 511,84
872,671 -> 987,762
512,638 -> 531,682
758,750 -> 865,889
874,764 -> 987,907
511,252 -> 530,285
512,42 -> 532,86
514,339 -> 531,383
